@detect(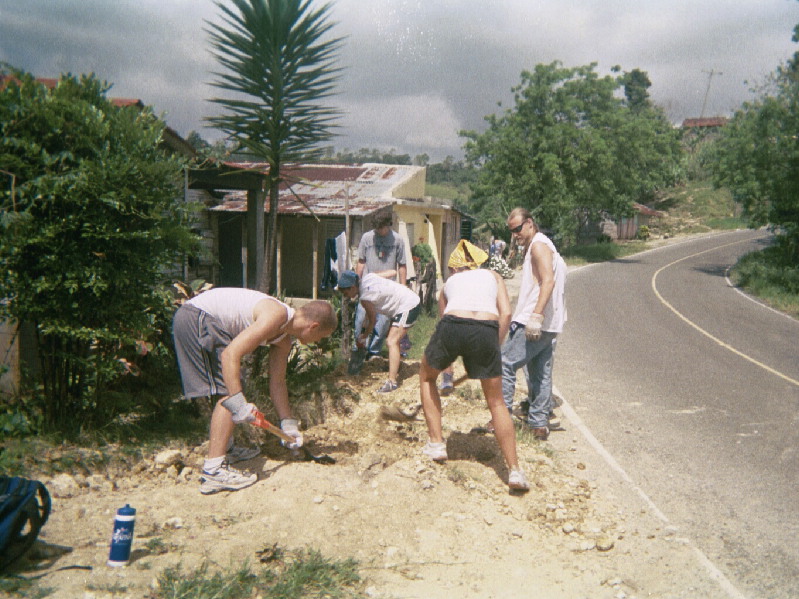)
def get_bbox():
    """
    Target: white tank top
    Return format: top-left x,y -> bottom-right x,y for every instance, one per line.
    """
443,269 -> 499,315
512,232 -> 567,333
187,288 -> 295,344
